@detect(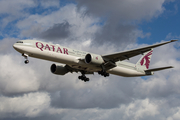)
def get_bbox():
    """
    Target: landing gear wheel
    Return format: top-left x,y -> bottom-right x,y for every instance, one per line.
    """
98,70 -> 110,77
106,73 -> 109,77
85,78 -> 89,81
22,53 -> 29,64
83,78 -> 89,82
78,73 -> 90,82
24,60 -> 29,64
